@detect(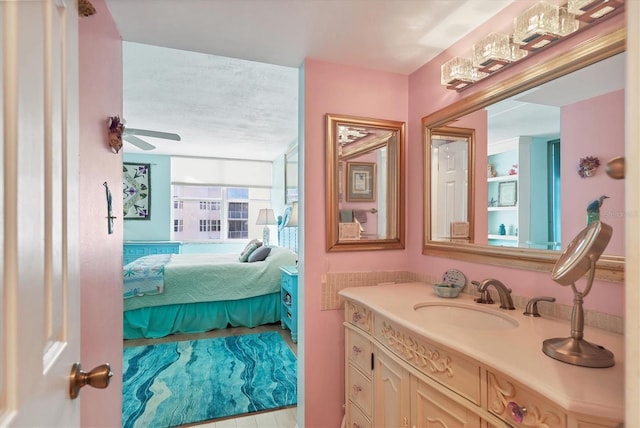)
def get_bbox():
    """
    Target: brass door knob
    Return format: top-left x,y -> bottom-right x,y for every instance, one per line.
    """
69,362 -> 113,399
